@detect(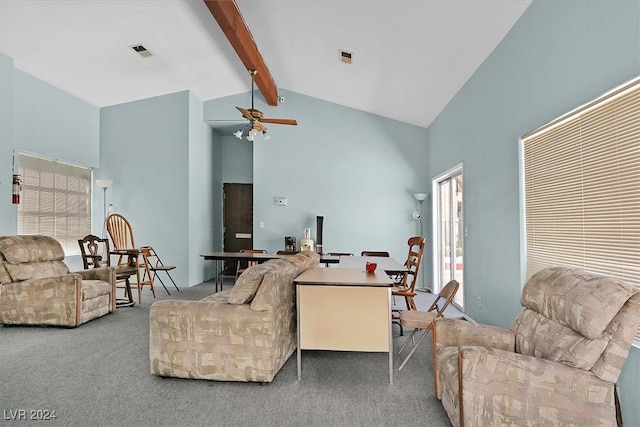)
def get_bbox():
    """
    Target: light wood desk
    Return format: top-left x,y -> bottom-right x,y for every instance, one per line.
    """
294,267 -> 394,383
